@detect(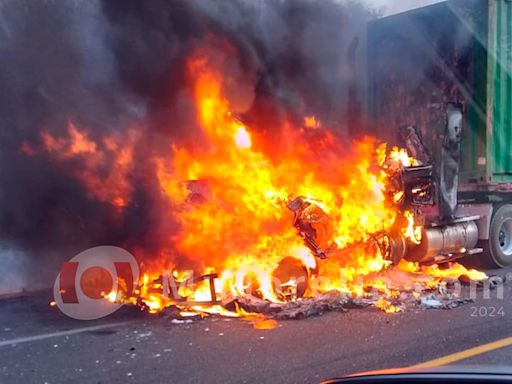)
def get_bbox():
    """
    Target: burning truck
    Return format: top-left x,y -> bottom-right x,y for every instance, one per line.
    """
19,0 -> 508,318
125,42 -> 493,316
154,0 -> 512,316
368,0 -> 512,269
